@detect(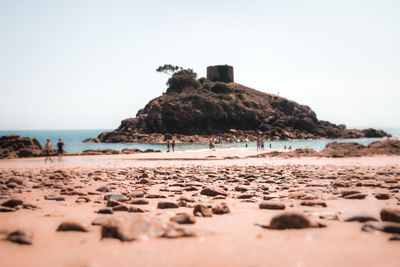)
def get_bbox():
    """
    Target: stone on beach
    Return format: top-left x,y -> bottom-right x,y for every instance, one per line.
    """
344,193 -> 367,200
100,215 -> 193,241
269,213 -> 311,230
157,201 -> 179,209
200,186 -> 227,197
57,221 -> 88,232
212,203 -> 230,215
259,201 -> 285,210
130,199 -> 149,205
193,204 -> 212,217
344,215 -> 378,223
44,194 -> 65,201
6,230 -> 32,245
375,193 -> 390,200
170,213 -> 196,224
104,194 -> 129,201
1,199 -> 23,208
380,208 -> 400,223
98,208 -> 114,214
